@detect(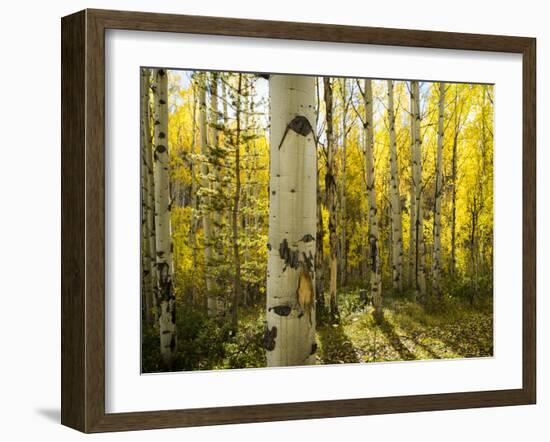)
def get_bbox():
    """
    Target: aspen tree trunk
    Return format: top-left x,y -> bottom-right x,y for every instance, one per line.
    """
432,82 -> 445,298
450,89 -> 459,278
324,78 -> 339,318
140,94 -> 149,323
231,74 -> 243,331
315,167 -> 325,317
410,81 -> 426,299
199,73 -> 218,317
314,79 -> 325,319
408,102 -> 416,289
340,79 -> 348,285
147,72 -> 158,321
242,78 -> 251,307
189,80 -> 199,299
387,80 -> 403,291
208,73 -> 225,317
364,80 -> 382,321
152,69 -> 176,368
141,68 -> 156,325
266,75 -> 317,366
